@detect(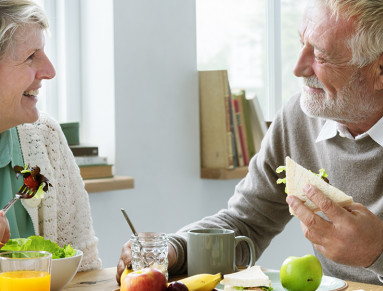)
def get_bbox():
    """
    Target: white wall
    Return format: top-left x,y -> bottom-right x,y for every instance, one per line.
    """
88,0 -> 313,271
